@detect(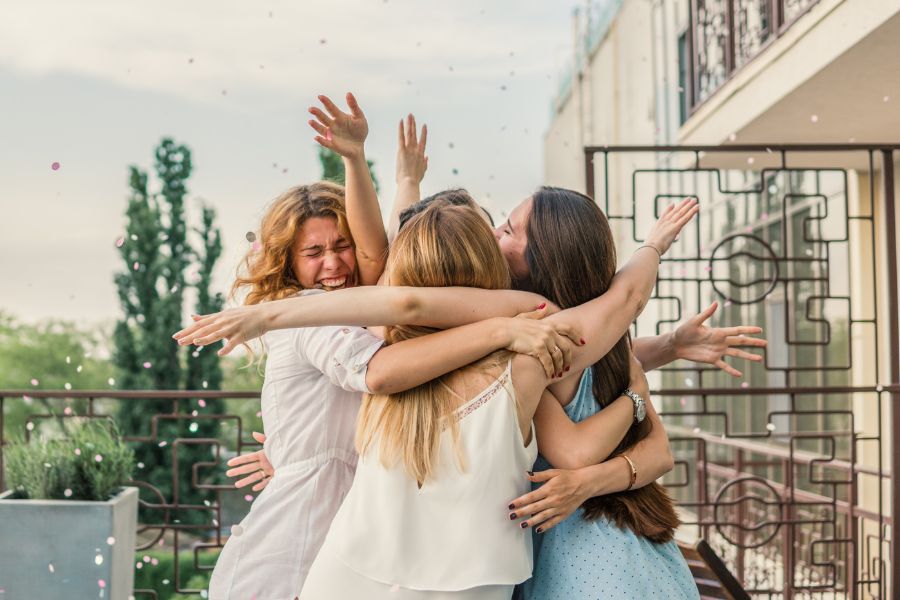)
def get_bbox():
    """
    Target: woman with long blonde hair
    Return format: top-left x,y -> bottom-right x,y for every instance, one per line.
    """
203,96 -> 585,600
